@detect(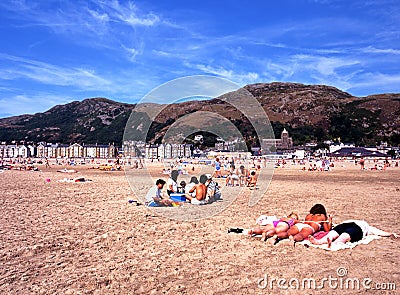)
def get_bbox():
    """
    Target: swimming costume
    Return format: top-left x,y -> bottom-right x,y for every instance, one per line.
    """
287,218 -> 296,227
295,223 -> 315,234
272,219 -> 295,228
